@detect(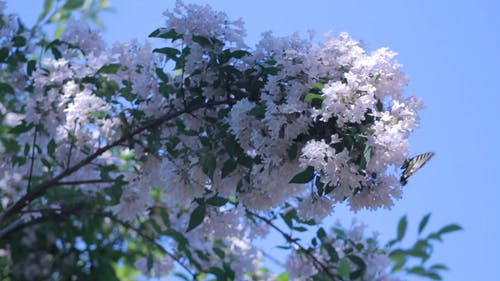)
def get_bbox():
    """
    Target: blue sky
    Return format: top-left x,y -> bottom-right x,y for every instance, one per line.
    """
6,1 -> 500,280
